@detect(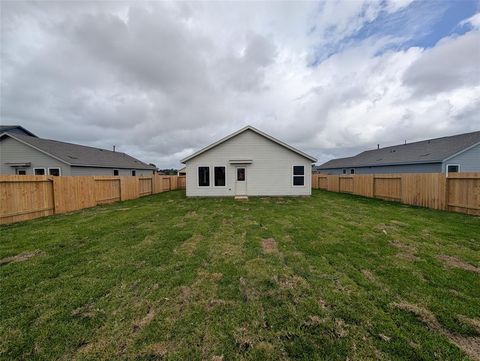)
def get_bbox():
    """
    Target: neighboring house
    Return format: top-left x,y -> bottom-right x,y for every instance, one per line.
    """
0,126 -> 156,176
317,131 -> 480,175
177,167 -> 186,176
181,125 -> 317,197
